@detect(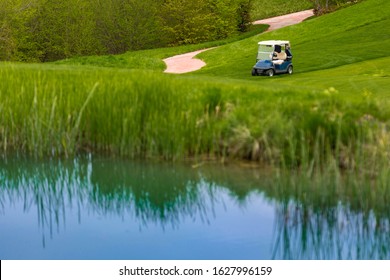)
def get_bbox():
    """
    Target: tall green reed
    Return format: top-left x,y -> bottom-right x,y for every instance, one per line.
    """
1,63 -> 390,178
0,64 -> 224,159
